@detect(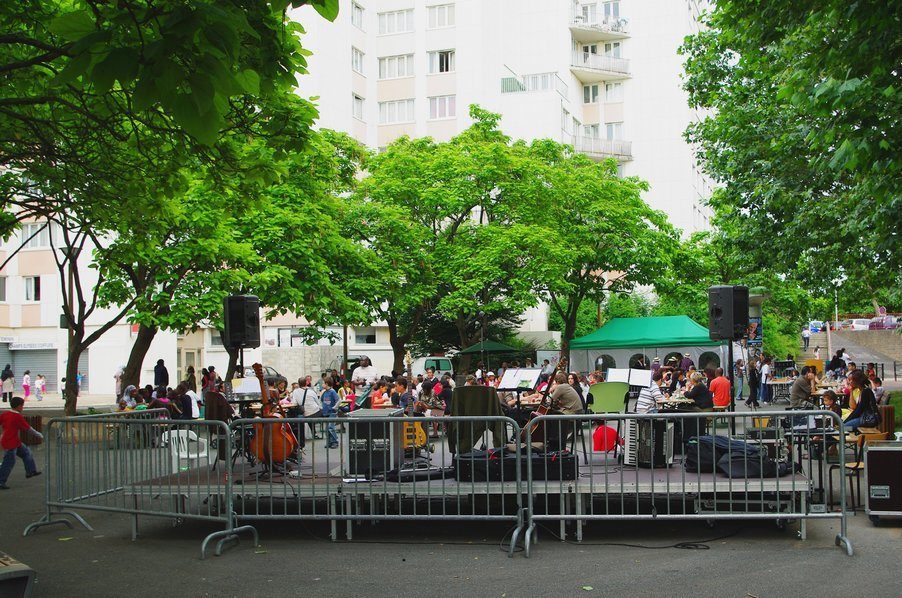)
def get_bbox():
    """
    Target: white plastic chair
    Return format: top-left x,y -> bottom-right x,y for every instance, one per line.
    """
161,429 -> 211,472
